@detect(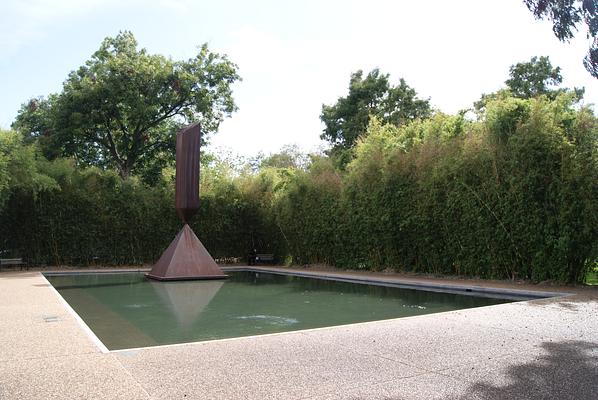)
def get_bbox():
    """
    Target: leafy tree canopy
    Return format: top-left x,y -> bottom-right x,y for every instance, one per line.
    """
524,0 -> 598,78
259,145 -> 310,170
320,69 -> 431,153
13,31 -> 240,181
0,130 -> 59,211
475,56 -> 584,111
507,55 -> 562,97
